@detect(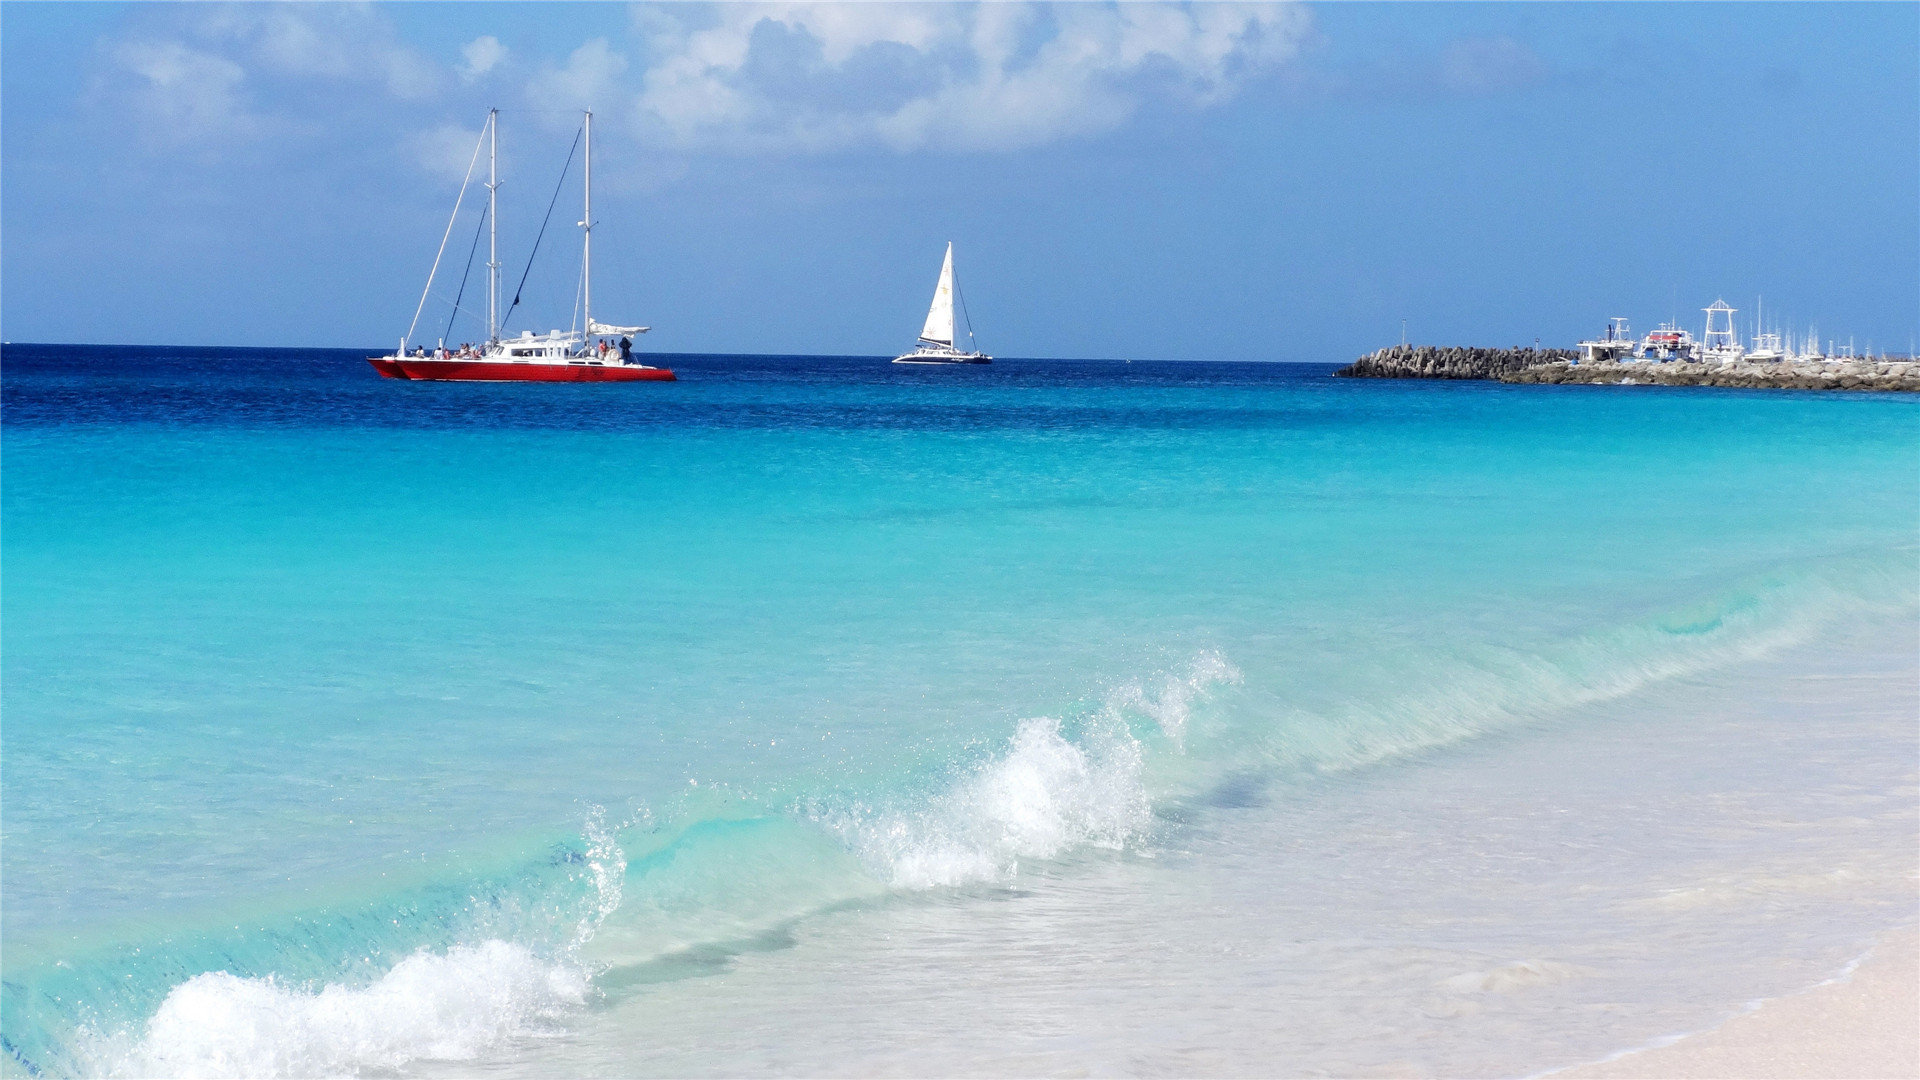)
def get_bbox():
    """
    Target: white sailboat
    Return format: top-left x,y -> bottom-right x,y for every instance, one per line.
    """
893,243 -> 991,364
